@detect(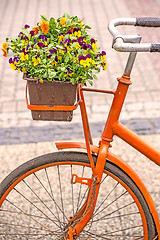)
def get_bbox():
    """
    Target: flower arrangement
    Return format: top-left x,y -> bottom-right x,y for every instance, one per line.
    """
2,13 -> 107,85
